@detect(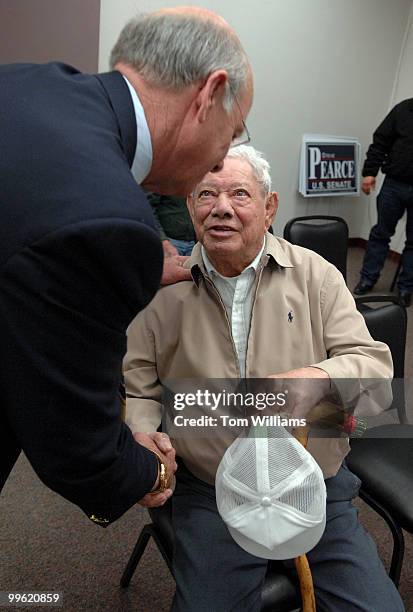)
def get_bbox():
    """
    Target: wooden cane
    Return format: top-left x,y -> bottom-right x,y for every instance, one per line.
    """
293,425 -> 317,612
